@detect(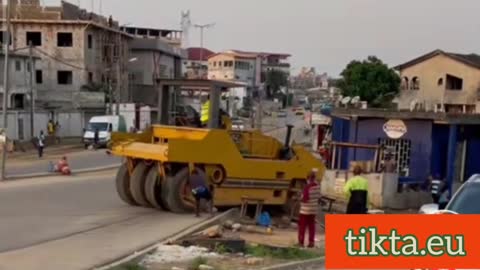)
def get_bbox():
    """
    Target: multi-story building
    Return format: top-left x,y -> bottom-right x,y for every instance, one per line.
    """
259,51 -> 291,74
395,49 -> 480,113
183,47 -> 214,79
0,52 -> 39,110
121,26 -> 182,49
208,50 -> 257,86
207,50 -> 290,109
0,1 -> 131,115
124,26 -> 186,107
208,50 -> 290,91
